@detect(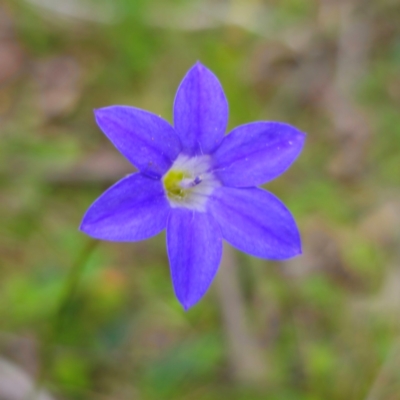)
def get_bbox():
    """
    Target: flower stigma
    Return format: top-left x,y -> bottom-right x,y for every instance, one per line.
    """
162,154 -> 219,211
